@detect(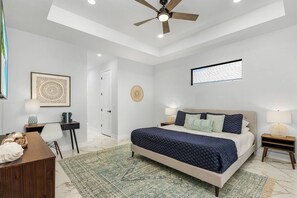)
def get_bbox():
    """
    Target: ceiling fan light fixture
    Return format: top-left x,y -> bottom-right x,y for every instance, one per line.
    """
134,0 -> 199,34
158,13 -> 169,22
